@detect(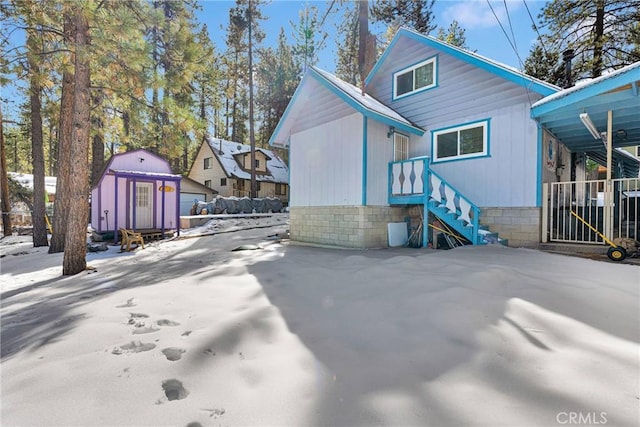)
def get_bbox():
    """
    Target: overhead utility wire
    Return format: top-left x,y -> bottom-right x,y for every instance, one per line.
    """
522,0 -> 550,56
485,0 -> 534,107
485,0 -> 520,61
503,0 -> 519,54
